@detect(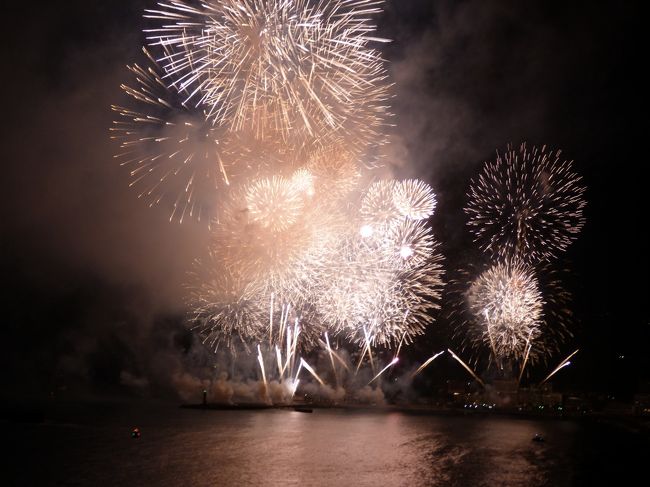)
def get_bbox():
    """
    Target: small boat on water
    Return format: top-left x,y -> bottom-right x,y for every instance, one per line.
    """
293,407 -> 313,413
